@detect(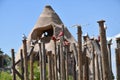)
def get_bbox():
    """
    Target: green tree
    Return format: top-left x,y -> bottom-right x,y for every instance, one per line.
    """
0,48 -> 3,54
